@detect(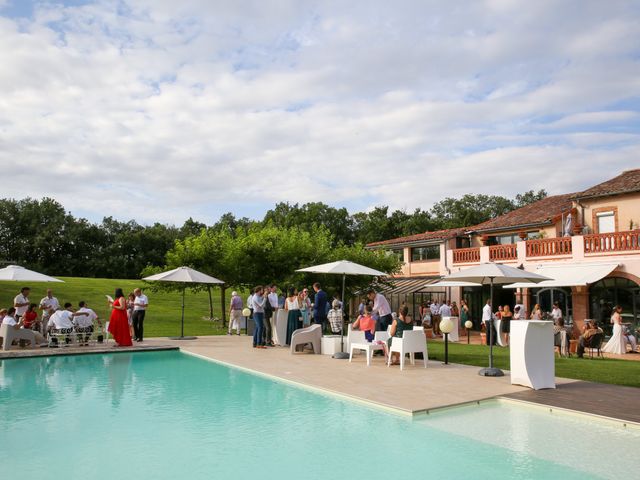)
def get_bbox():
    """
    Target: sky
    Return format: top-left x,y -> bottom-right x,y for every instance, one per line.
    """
1,0 -> 639,226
